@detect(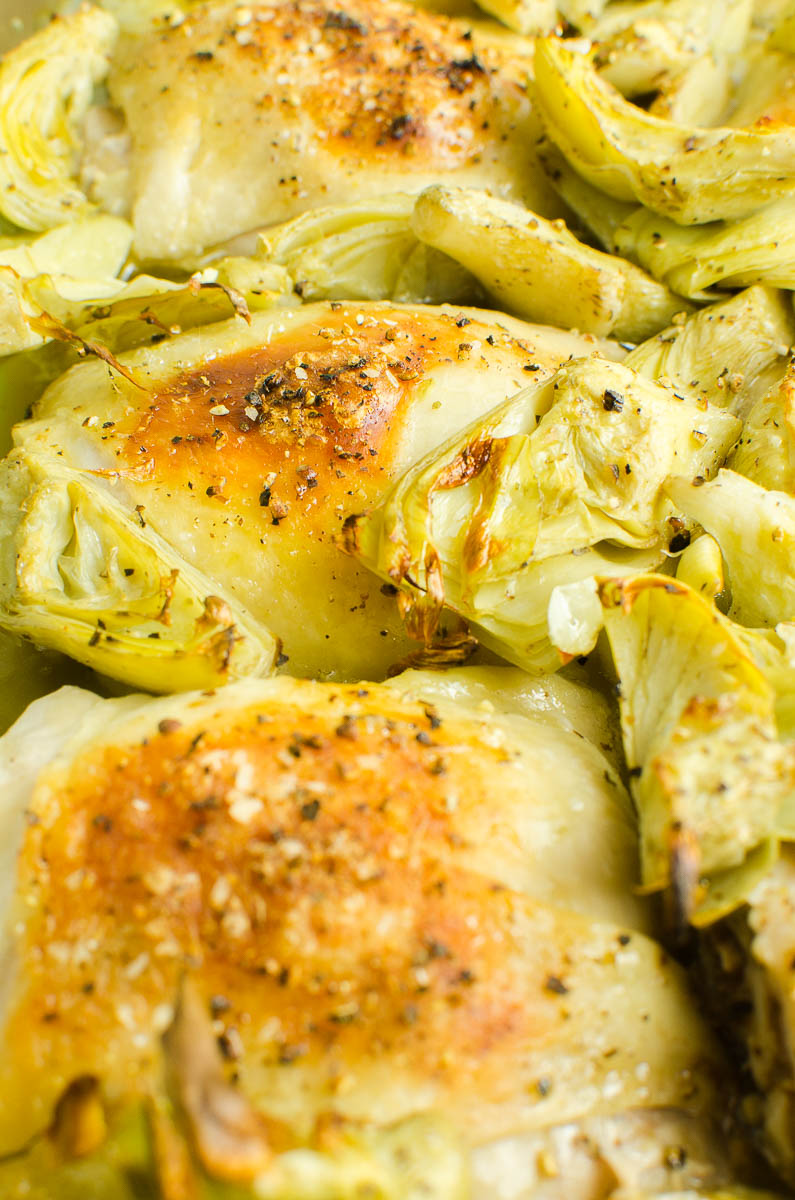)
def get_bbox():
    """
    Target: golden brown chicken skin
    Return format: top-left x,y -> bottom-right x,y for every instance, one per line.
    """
106,0 -> 556,260
0,678 -> 721,1177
